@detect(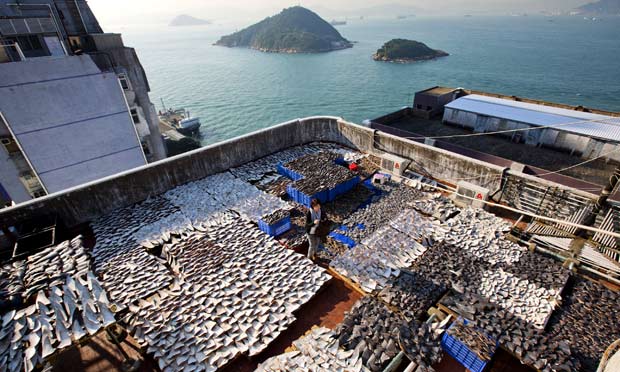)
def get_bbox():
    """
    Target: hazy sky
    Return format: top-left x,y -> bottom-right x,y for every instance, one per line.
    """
89,0 -> 588,29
